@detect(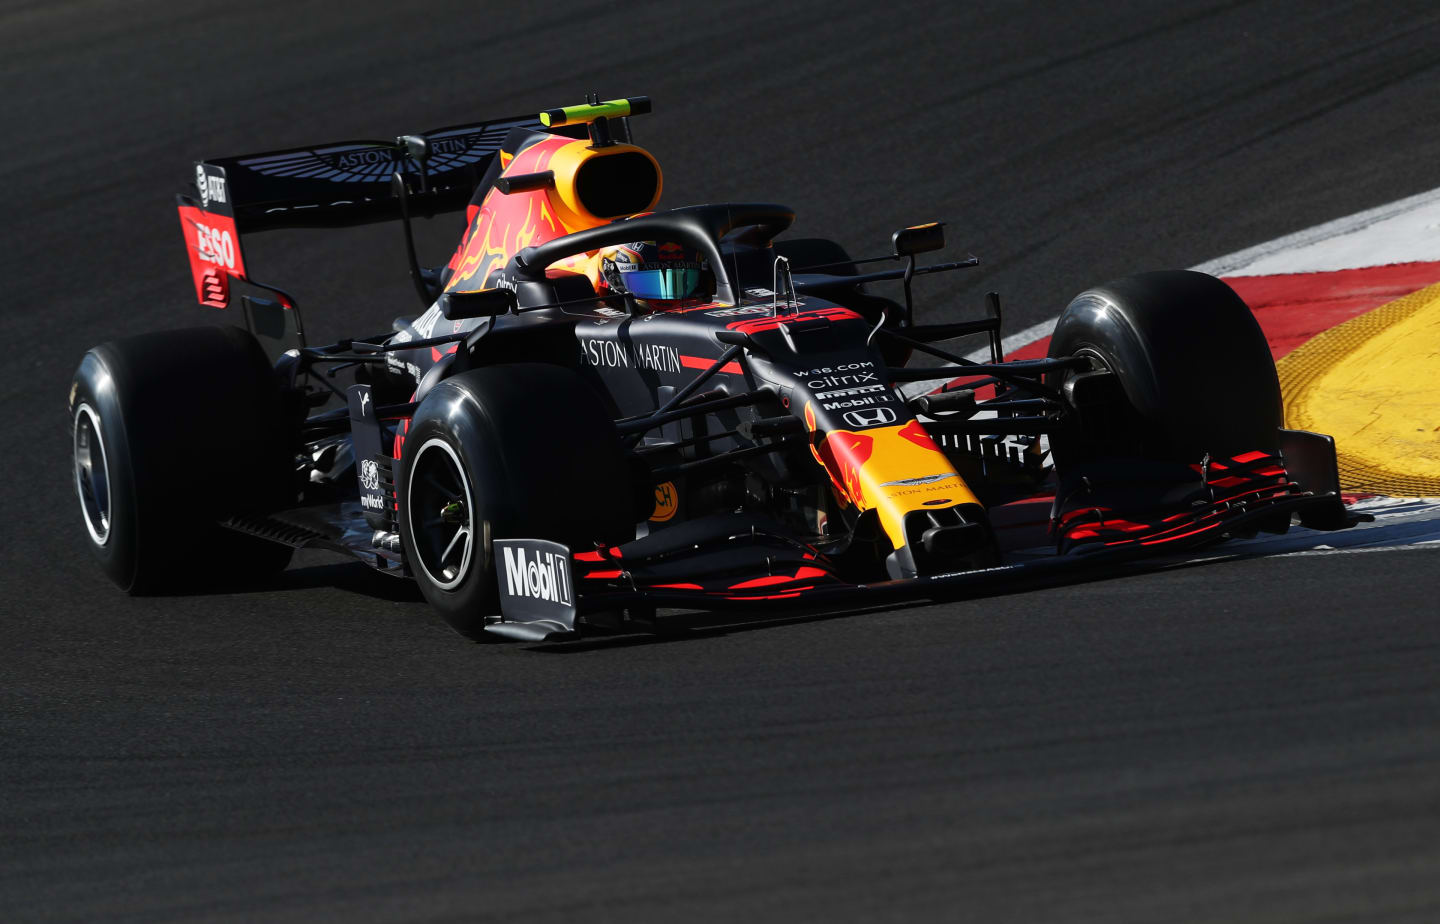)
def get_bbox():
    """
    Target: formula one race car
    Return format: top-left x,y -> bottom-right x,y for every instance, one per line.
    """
70,96 -> 1362,641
